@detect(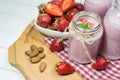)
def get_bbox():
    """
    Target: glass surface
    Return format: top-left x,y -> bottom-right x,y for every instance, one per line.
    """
101,0 -> 120,60
68,11 -> 103,64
